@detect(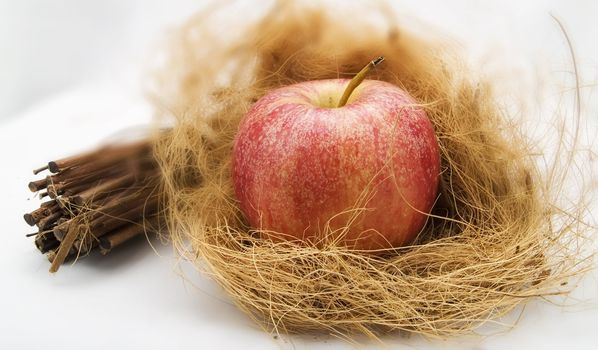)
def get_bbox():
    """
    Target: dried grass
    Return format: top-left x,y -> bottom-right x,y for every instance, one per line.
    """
152,1 -> 593,339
